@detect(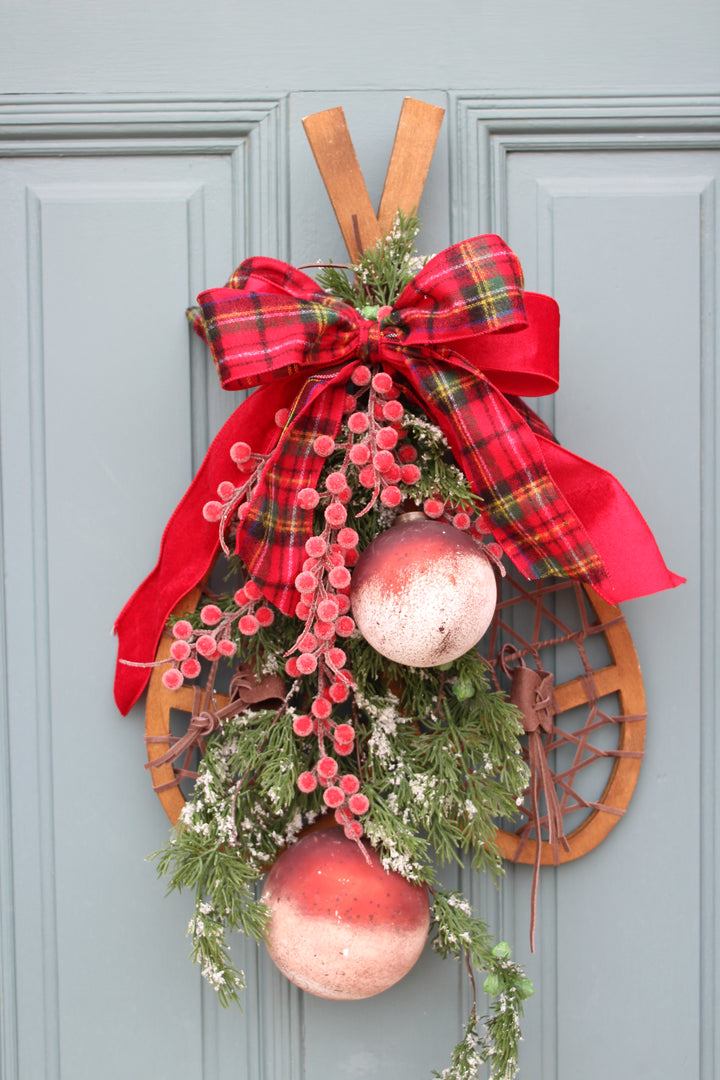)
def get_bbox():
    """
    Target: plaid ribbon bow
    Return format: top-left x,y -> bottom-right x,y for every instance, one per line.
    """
114,235 -> 682,714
